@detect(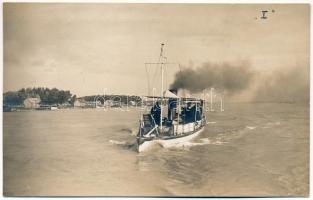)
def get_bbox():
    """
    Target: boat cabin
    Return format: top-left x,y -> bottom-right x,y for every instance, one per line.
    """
138,90 -> 206,139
